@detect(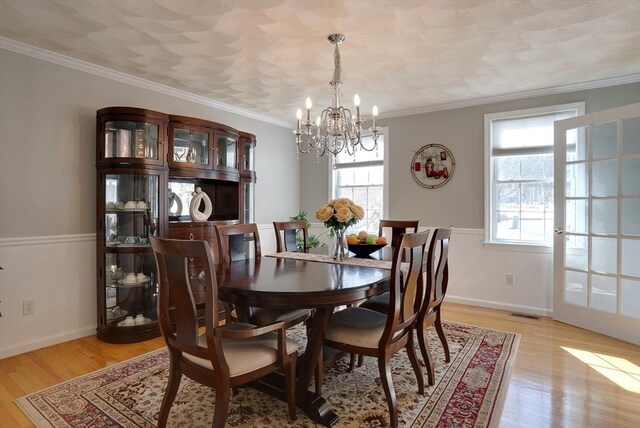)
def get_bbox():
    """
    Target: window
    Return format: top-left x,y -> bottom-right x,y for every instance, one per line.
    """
331,132 -> 387,233
485,103 -> 584,245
